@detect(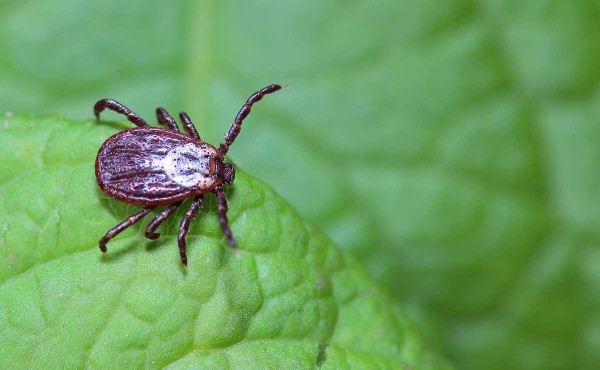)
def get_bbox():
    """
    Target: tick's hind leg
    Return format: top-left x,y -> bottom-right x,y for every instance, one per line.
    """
179,112 -> 201,141
215,185 -> 237,248
99,206 -> 156,253
156,108 -> 180,131
94,99 -> 148,127
145,202 -> 182,239
178,195 -> 204,266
